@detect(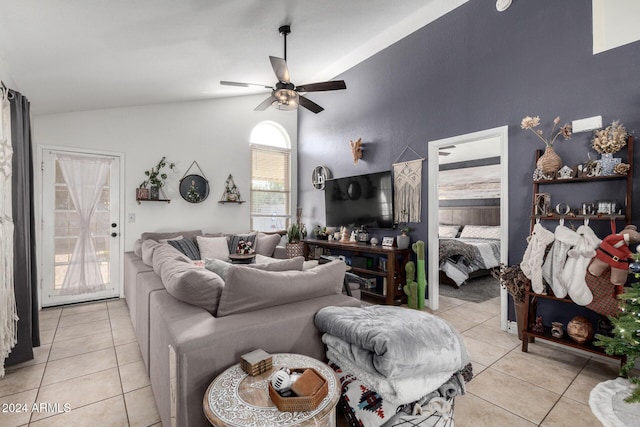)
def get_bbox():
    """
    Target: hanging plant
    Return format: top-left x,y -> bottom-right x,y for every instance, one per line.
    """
140,156 -> 176,188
